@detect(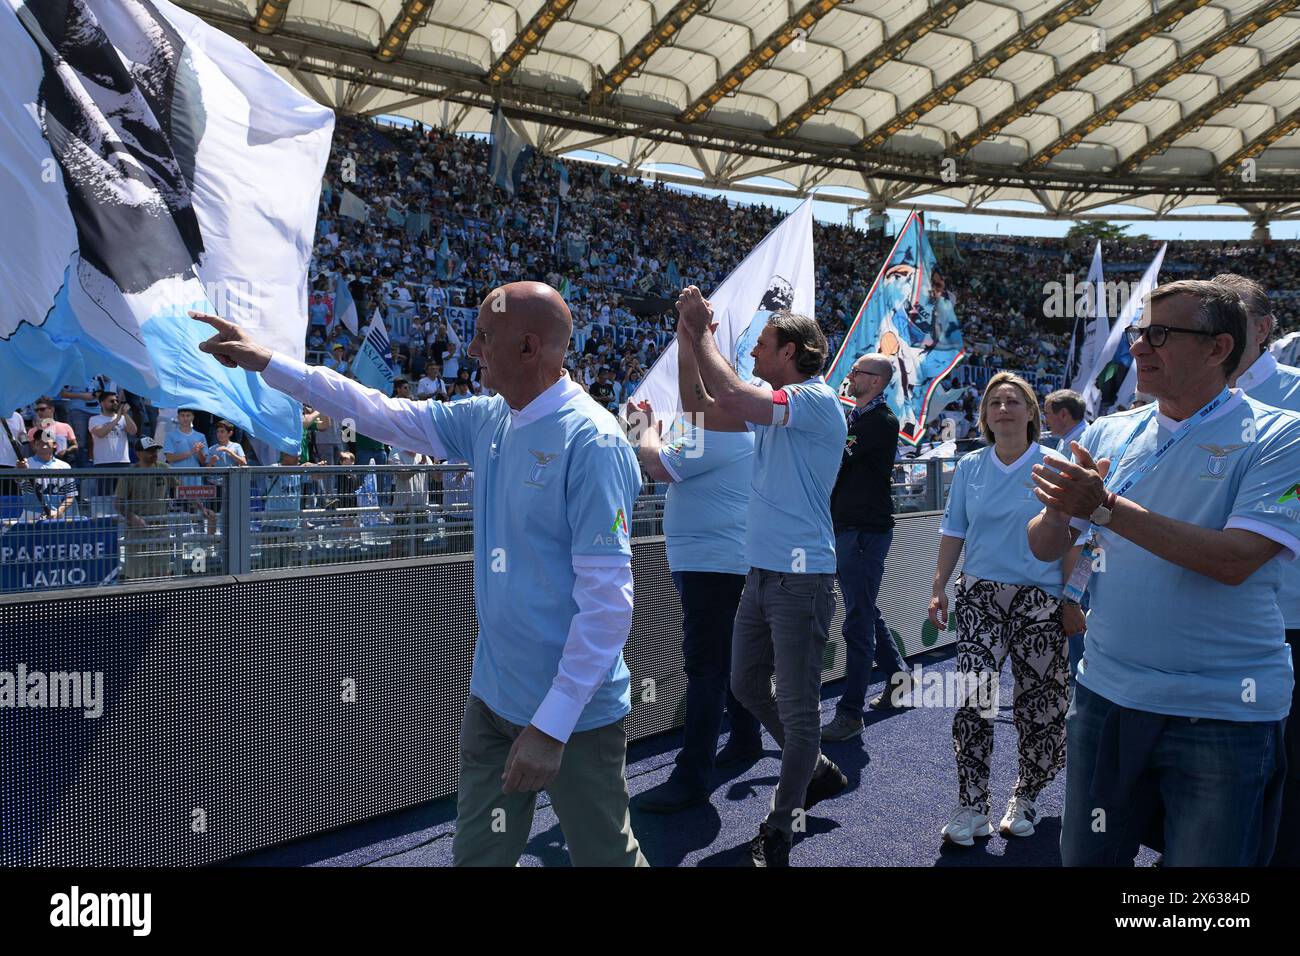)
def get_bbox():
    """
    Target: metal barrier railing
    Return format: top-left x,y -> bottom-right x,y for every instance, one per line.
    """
0,459 -> 957,594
